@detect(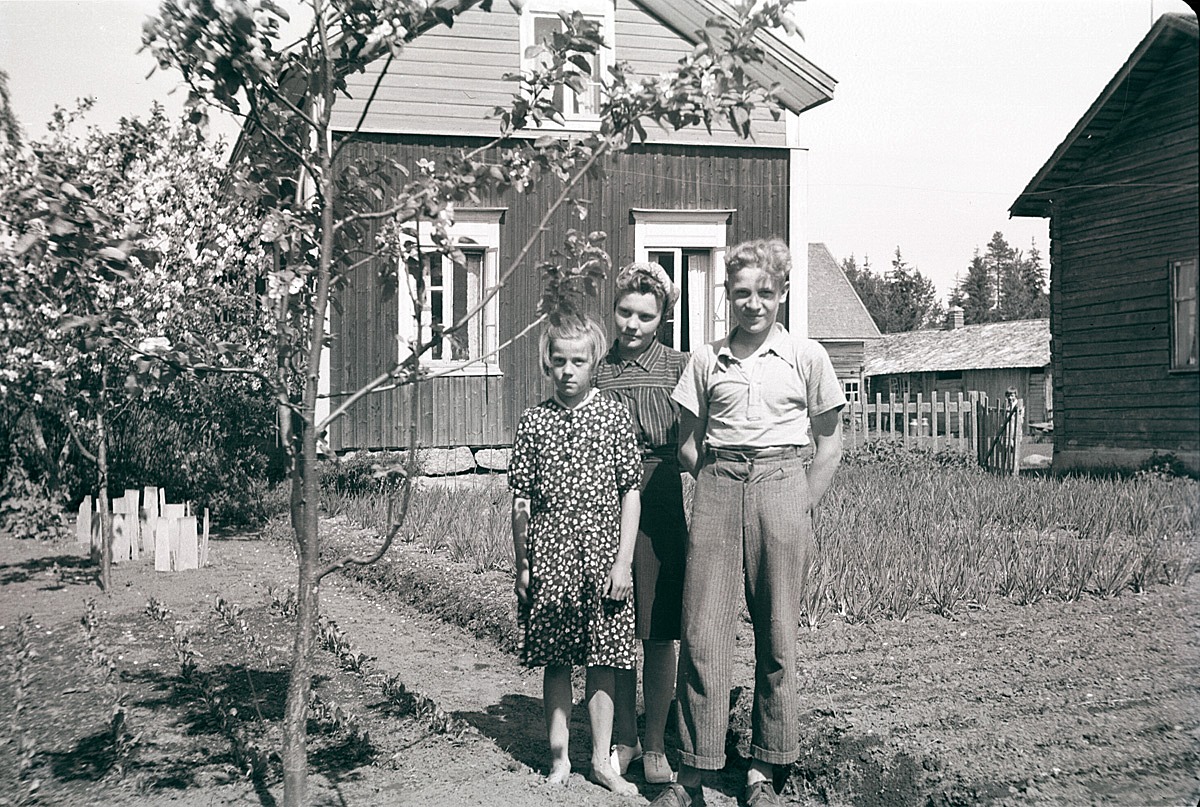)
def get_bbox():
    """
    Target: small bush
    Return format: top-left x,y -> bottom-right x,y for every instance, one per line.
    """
842,440 -> 978,473
320,450 -> 412,497
0,464 -> 69,540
